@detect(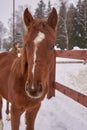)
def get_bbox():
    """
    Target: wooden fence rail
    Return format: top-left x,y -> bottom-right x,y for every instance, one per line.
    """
48,50 -> 87,107
55,50 -> 87,60
55,82 -> 87,107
